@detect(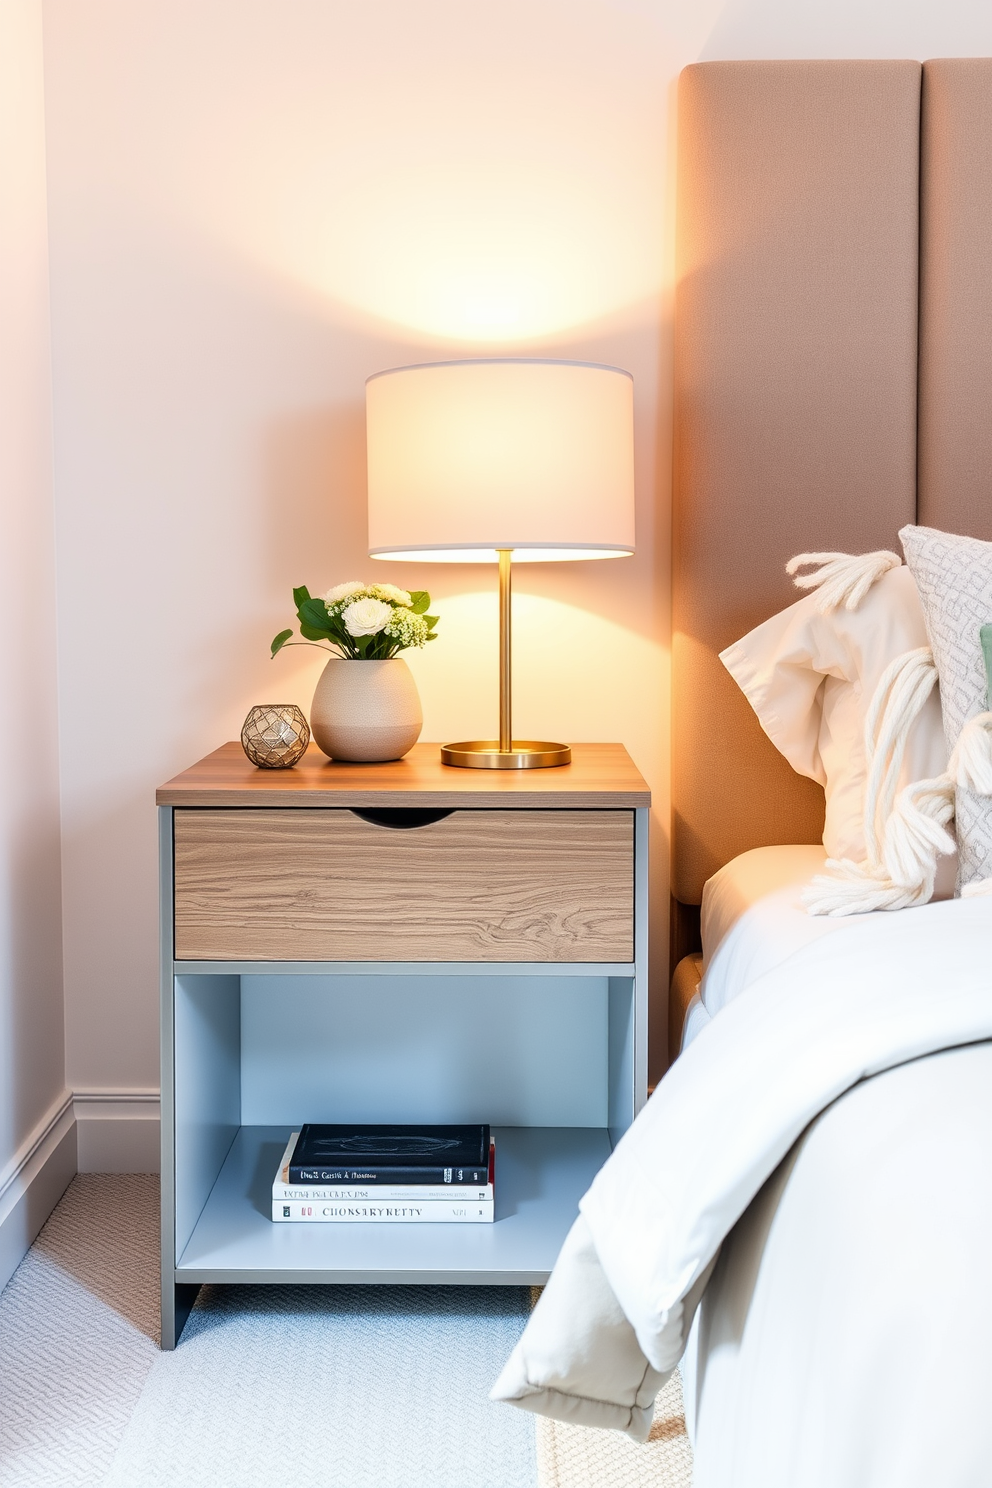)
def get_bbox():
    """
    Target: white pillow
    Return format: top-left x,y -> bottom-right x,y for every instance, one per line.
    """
720,565 -> 948,864
900,524 -> 992,889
